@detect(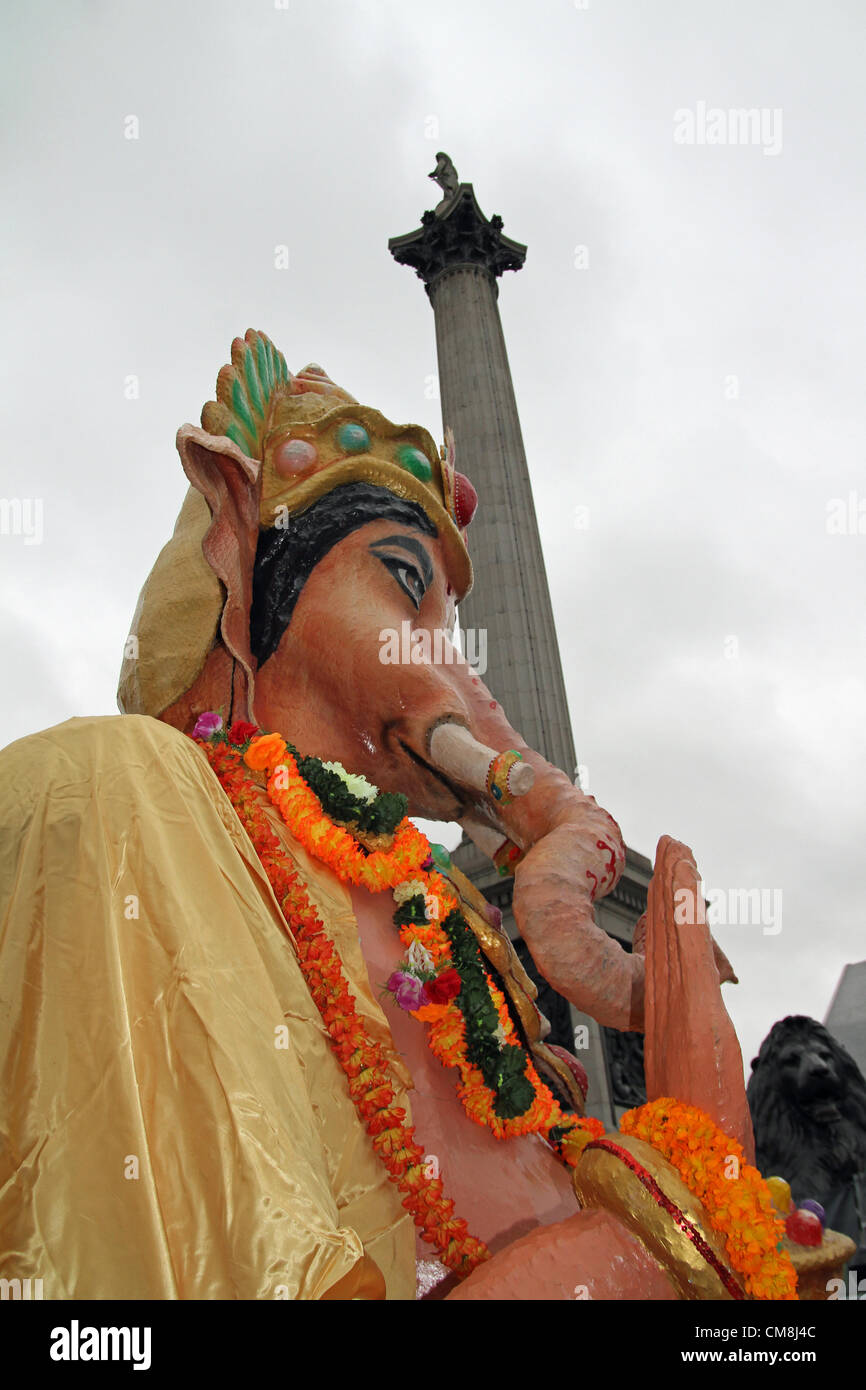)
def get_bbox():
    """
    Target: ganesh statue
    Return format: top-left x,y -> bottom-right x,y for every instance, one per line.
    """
0,330 -> 814,1301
